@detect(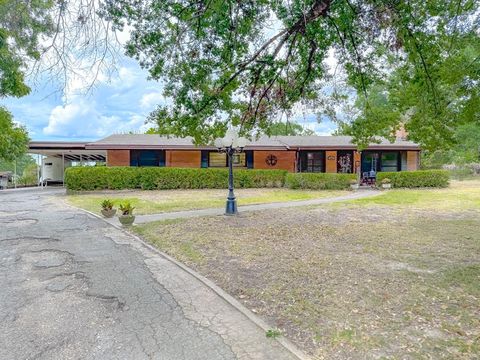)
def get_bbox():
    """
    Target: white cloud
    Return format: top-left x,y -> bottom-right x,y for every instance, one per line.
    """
140,92 -> 165,110
111,66 -> 138,89
43,98 -> 148,138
